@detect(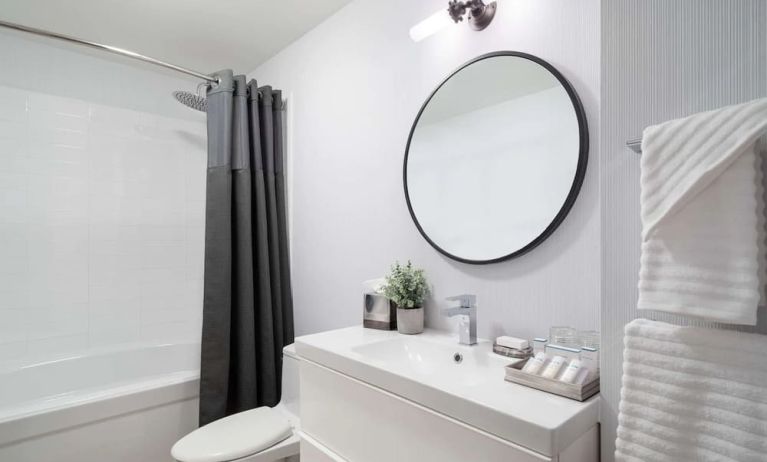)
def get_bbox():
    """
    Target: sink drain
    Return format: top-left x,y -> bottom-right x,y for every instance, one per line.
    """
453,352 -> 463,364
